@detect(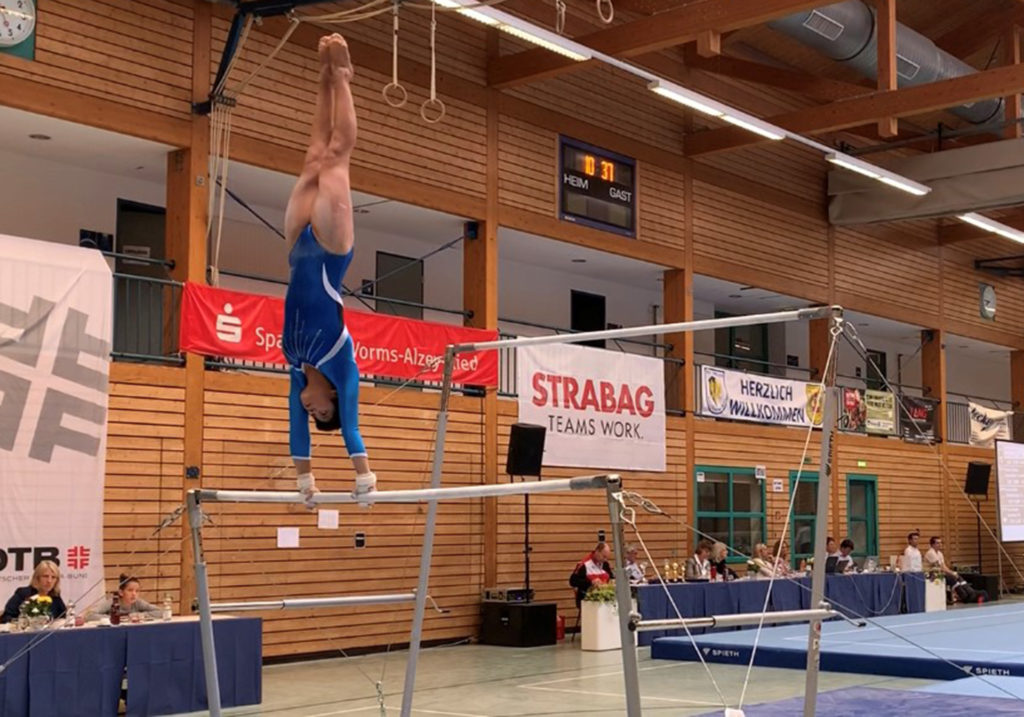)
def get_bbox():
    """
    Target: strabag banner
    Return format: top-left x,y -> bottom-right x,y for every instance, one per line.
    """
516,343 -> 665,471
970,401 -> 1012,447
0,234 -> 110,610
699,365 -> 823,428
179,283 -> 499,386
